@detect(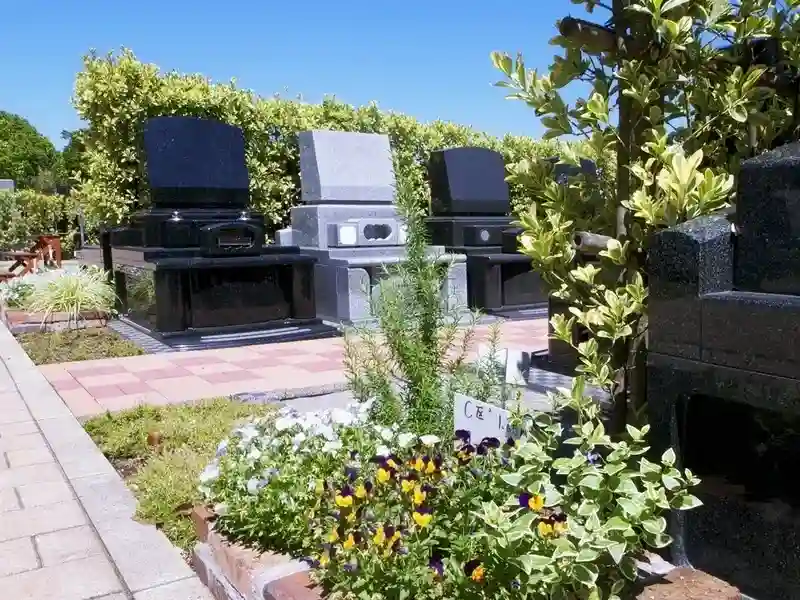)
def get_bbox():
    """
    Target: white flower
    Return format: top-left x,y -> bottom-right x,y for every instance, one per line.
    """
215,439 -> 229,458
292,432 -> 307,447
246,477 -> 267,495
375,444 -> 391,457
330,408 -> 355,426
322,440 -> 342,454
397,433 -> 416,448
246,445 -> 262,463
314,424 -> 336,441
420,435 -> 441,447
213,502 -> 229,516
270,438 -> 282,448
379,427 -> 394,442
234,423 -> 259,447
274,416 -> 296,432
199,462 -> 220,484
